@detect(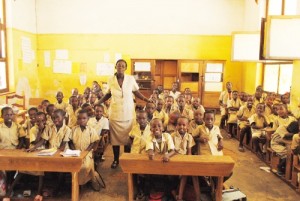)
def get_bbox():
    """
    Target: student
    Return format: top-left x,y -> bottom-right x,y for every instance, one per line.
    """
0,107 -> 26,149
128,110 -> 151,154
171,117 -> 200,201
239,92 -> 248,106
82,87 -> 91,104
237,96 -> 256,152
175,95 -> 194,121
150,89 -> 159,104
146,118 -> 175,162
227,90 -> 241,138
166,111 -> 181,133
69,109 -> 101,191
67,95 -> 81,128
81,103 -> 95,118
22,107 -> 38,148
157,85 -> 164,99
169,82 -> 181,100
88,104 -> 109,163
45,104 -> 55,126
281,92 -> 292,115
153,98 -> 169,128
184,93 -> 193,110
163,96 -> 177,115
189,109 -> 204,136
248,103 -> 270,157
291,128 -> 300,158
145,102 -> 156,122
253,90 -> 264,108
272,104 -> 296,131
89,92 -> 98,107
264,95 -> 274,117
191,97 -> 205,114
38,99 -> 50,113
103,99 -> 111,118
192,110 -> 223,156
54,91 -> 71,112
71,88 -> 79,96
219,82 -> 232,129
